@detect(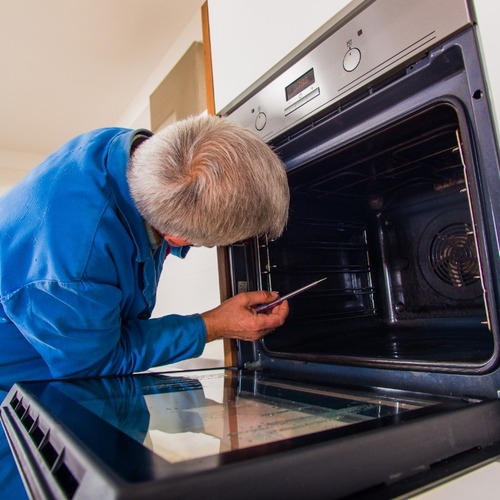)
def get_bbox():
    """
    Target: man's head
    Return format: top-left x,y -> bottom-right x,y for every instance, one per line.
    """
127,114 -> 290,247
